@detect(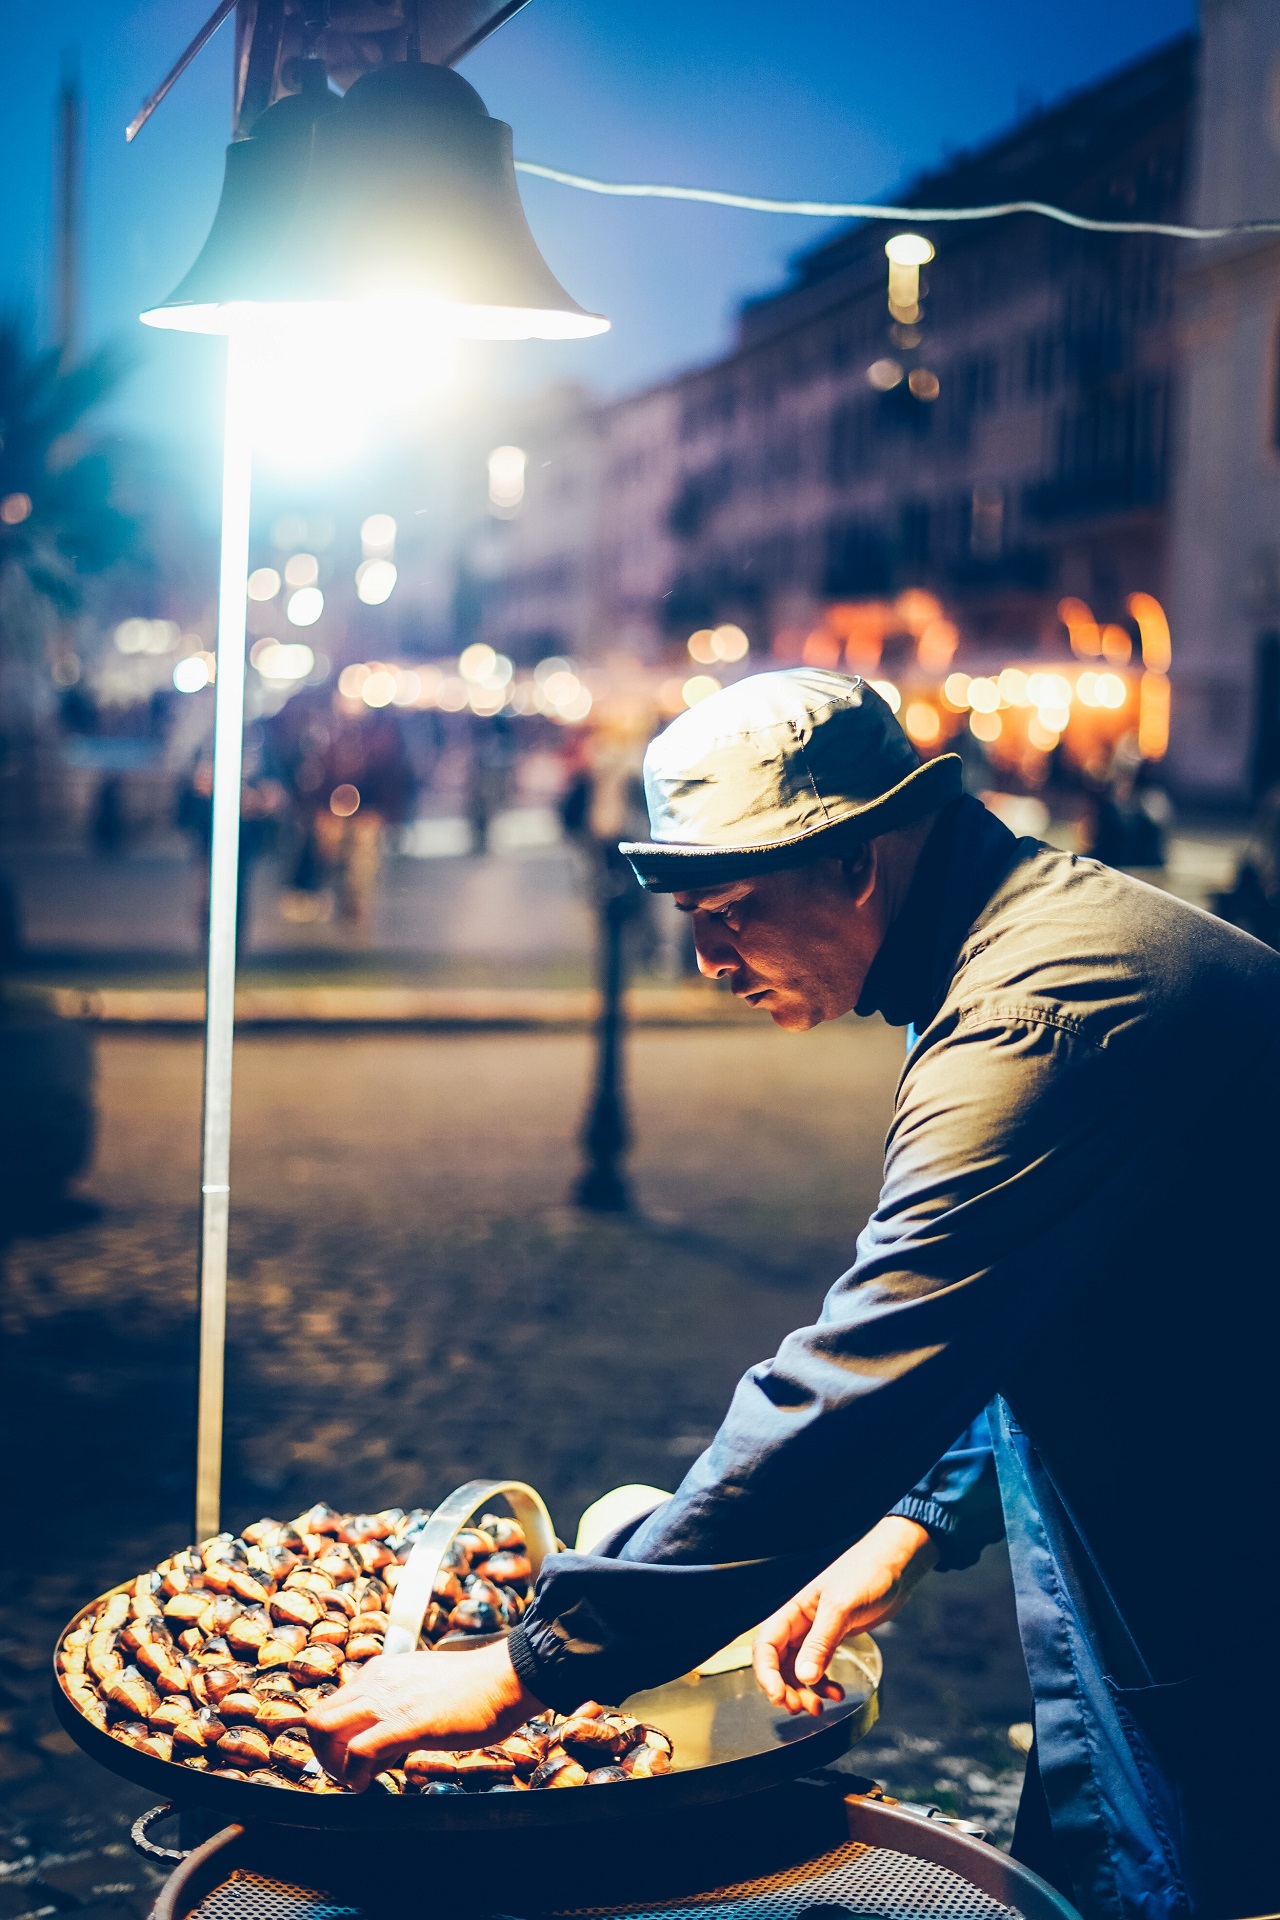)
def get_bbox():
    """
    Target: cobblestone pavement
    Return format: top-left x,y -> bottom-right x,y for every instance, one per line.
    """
0,1021 -> 1032,1914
